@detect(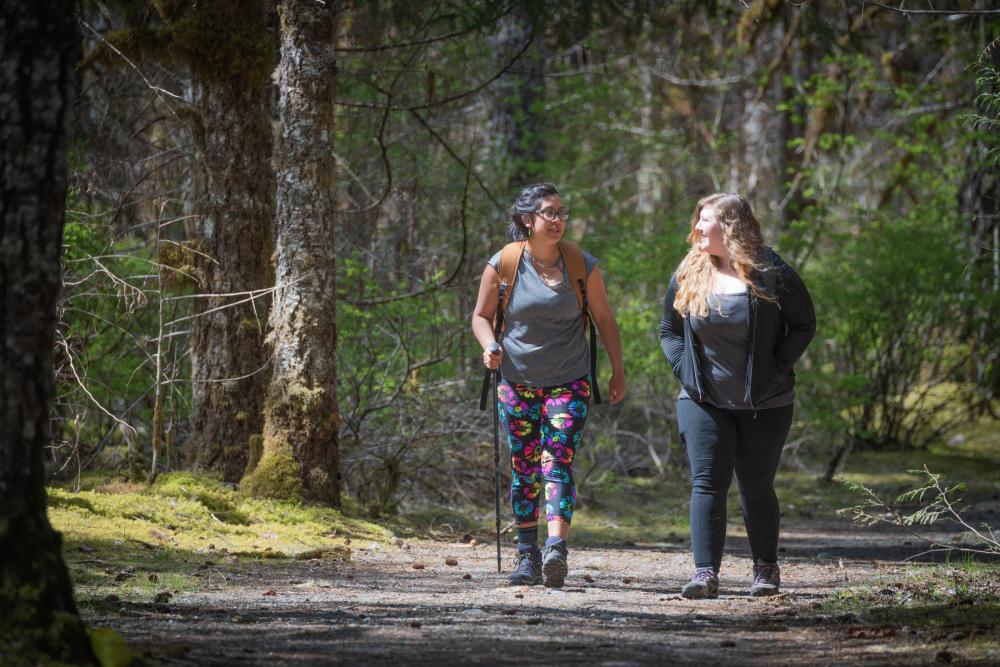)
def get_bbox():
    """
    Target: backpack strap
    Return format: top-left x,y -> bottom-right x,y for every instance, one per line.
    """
557,240 -> 588,329
479,242 -> 525,411
495,241 -> 526,327
479,240 -> 603,408
557,240 -> 602,405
